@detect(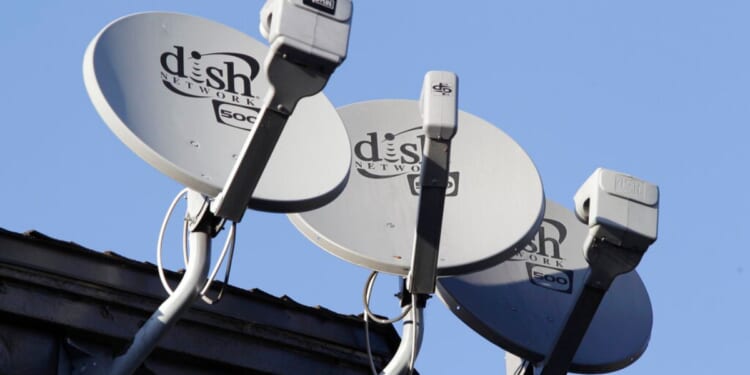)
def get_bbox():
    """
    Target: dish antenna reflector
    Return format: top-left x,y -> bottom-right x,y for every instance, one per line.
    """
290,93 -> 545,373
83,11 -> 351,213
82,5 -> 353,374
437,200 -> 652,373
289,99 -> 545,276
